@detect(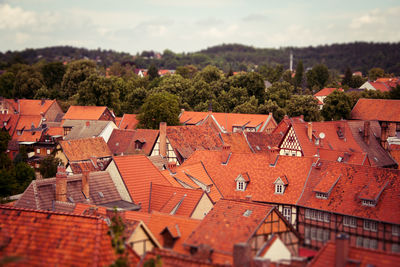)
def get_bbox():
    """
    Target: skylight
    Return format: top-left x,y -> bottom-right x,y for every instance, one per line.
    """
243,210 -> 252,217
